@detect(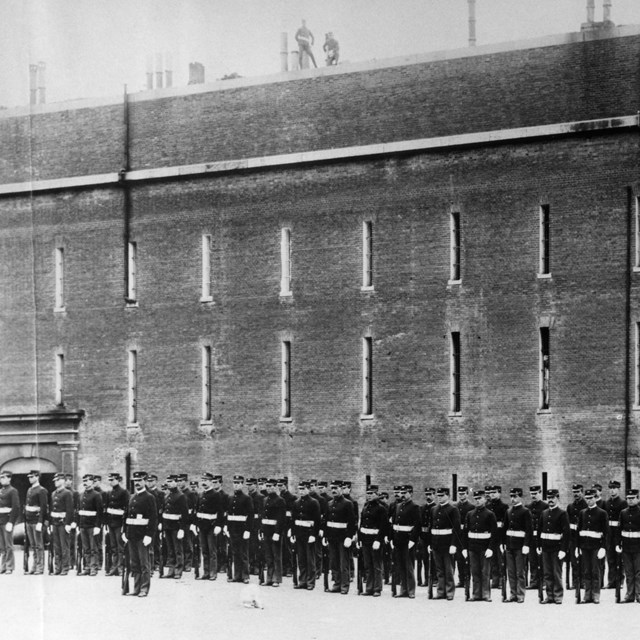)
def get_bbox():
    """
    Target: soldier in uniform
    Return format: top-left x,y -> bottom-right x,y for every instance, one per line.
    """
178,474 -> 196,572
486,485 -> 507,589
567,483 -> 587,588
195,472 -> 223,580
358,484 -> 387,596
145,473 -> 164,574
537,488 -> 570,604
604,479 -> 627,589
309,479 -> 328,581
92,474 -> 106,571
24,469 -> 49,575
342,480 -> 358,581
212,474 -> 230,575
455,485 -> 474,589
160,474 -> 188,579
379,490 -> 392,584
292,480 -> 321,590
463,489 -> 498,601
64,474 -> 79,570
226,475 -> 253,583
391,484 -> 420,598
258,477 -> 268,497
525,484 -> 547,590
325,480 -> 356,594
105,472 -> 129,576
504,488 -> 533,603
617,488 -> 640,602
123,471 -> 158,597
261,478 -> 286,587
277,478 -> 296,577
247,478 -> 265,576
576,488 -> 608,603
0,470 -> 20,575
428,487 -> 461,600
77,473 -> 103,576
49,472 -> 74,575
